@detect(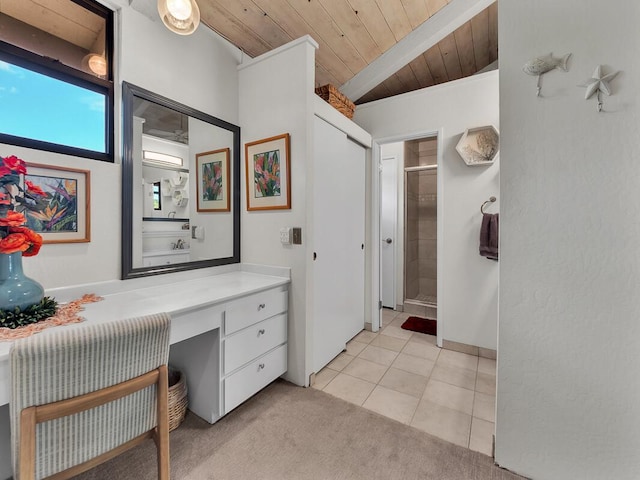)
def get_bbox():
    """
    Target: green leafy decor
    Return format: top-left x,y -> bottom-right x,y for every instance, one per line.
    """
0,296 -> 58,329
